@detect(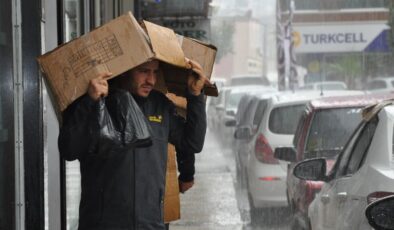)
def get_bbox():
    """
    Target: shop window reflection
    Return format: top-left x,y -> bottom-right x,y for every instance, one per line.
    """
63,1 -> 83,229
0,0 -> 14,229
